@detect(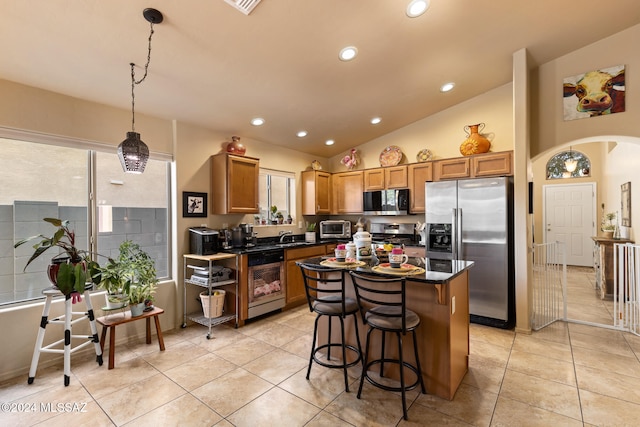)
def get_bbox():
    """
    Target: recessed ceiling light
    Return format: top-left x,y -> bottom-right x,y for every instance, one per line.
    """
370,117 -> 382,125
339,46 -> 358,61
251,117 -> 265,126
406,0 -> 430,18
440,82 -> 455,92
325,139 -> 335,146
297,130 -> 308,138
